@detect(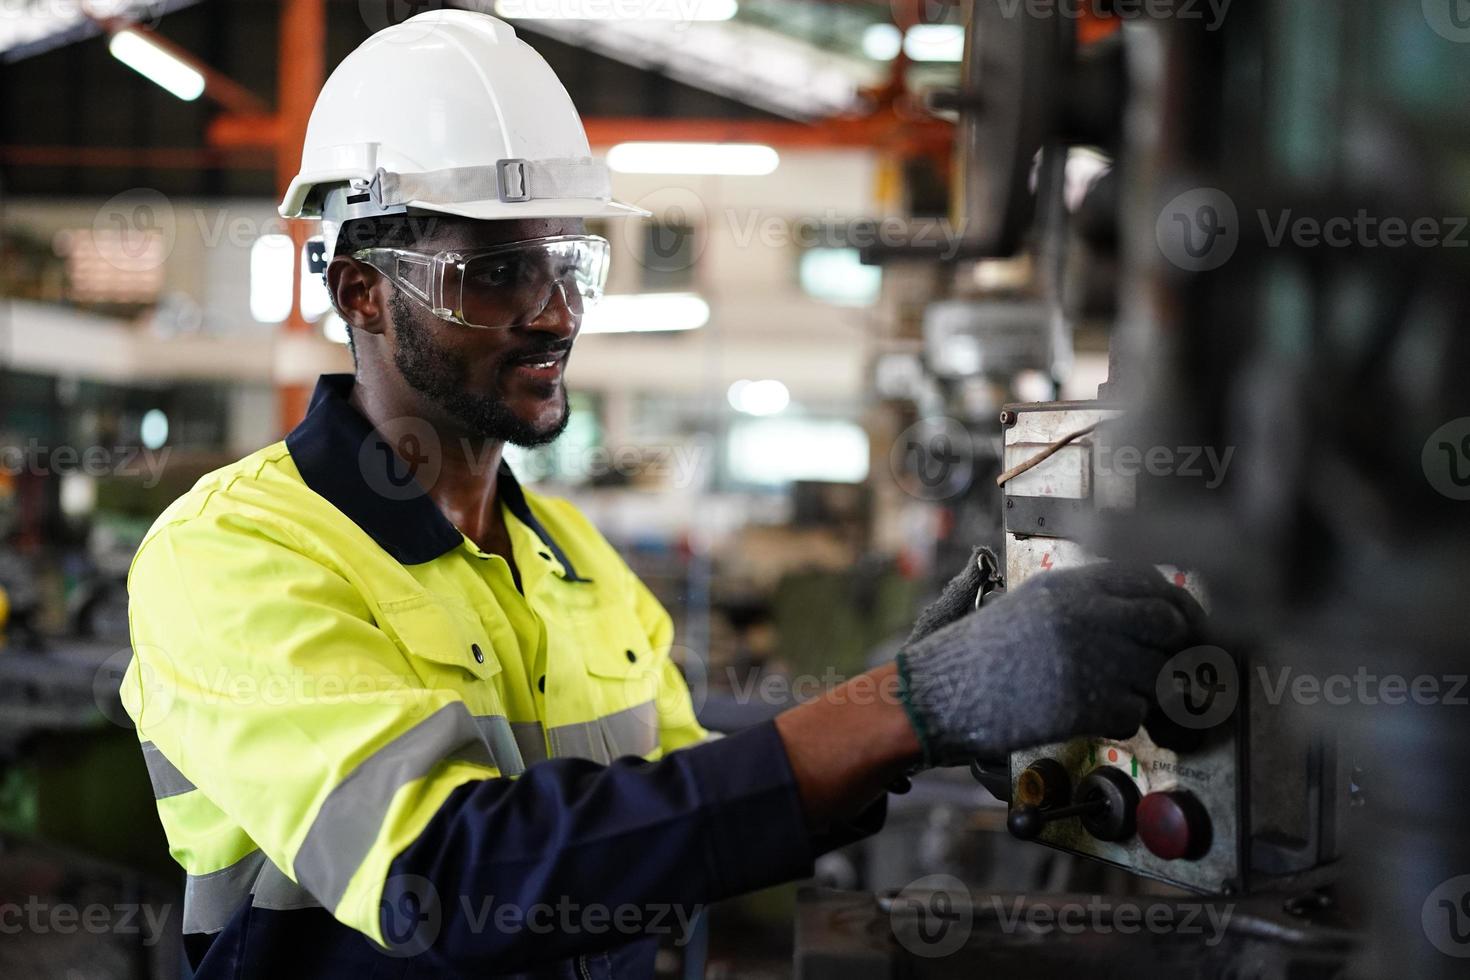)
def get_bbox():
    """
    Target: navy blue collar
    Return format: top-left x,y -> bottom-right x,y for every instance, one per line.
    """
285,374 -> 586,579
